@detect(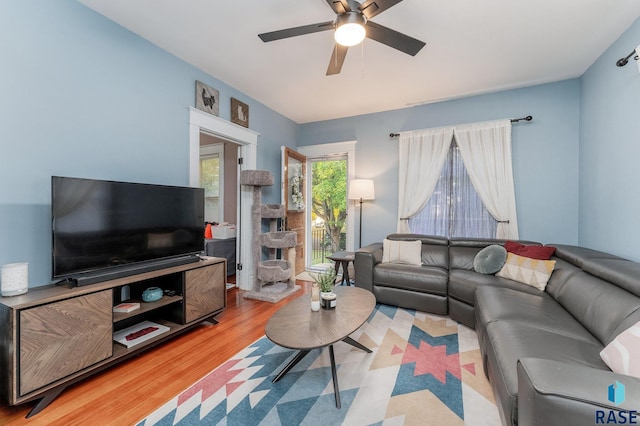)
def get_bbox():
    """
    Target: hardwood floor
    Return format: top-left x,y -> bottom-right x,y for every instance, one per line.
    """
0,280 -> 313,426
